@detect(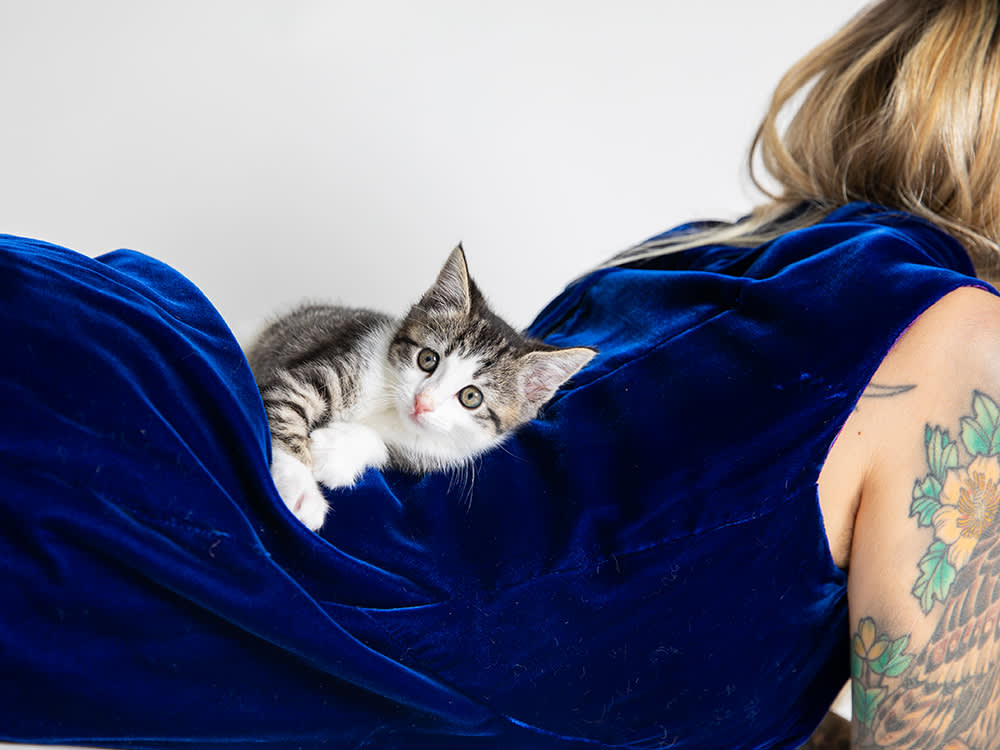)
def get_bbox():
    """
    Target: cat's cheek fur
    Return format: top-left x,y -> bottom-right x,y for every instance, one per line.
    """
270,446 -> 330,531
310,423 -> 389,489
